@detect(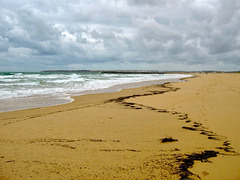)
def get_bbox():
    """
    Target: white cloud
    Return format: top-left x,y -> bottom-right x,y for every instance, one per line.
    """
8,47 -> 37,57
0,0 -> 239,71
